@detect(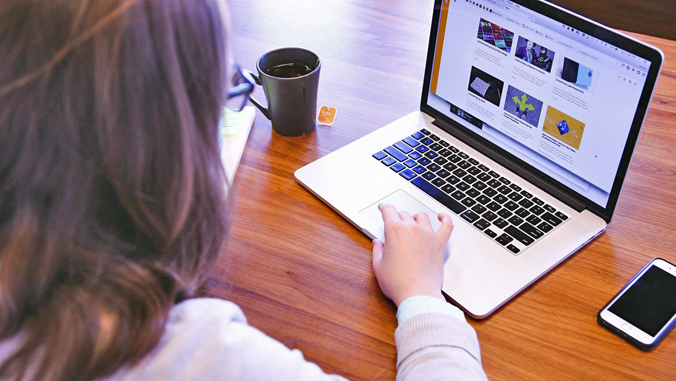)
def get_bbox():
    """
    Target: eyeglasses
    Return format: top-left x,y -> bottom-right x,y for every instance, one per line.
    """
226,61 -> 255,112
